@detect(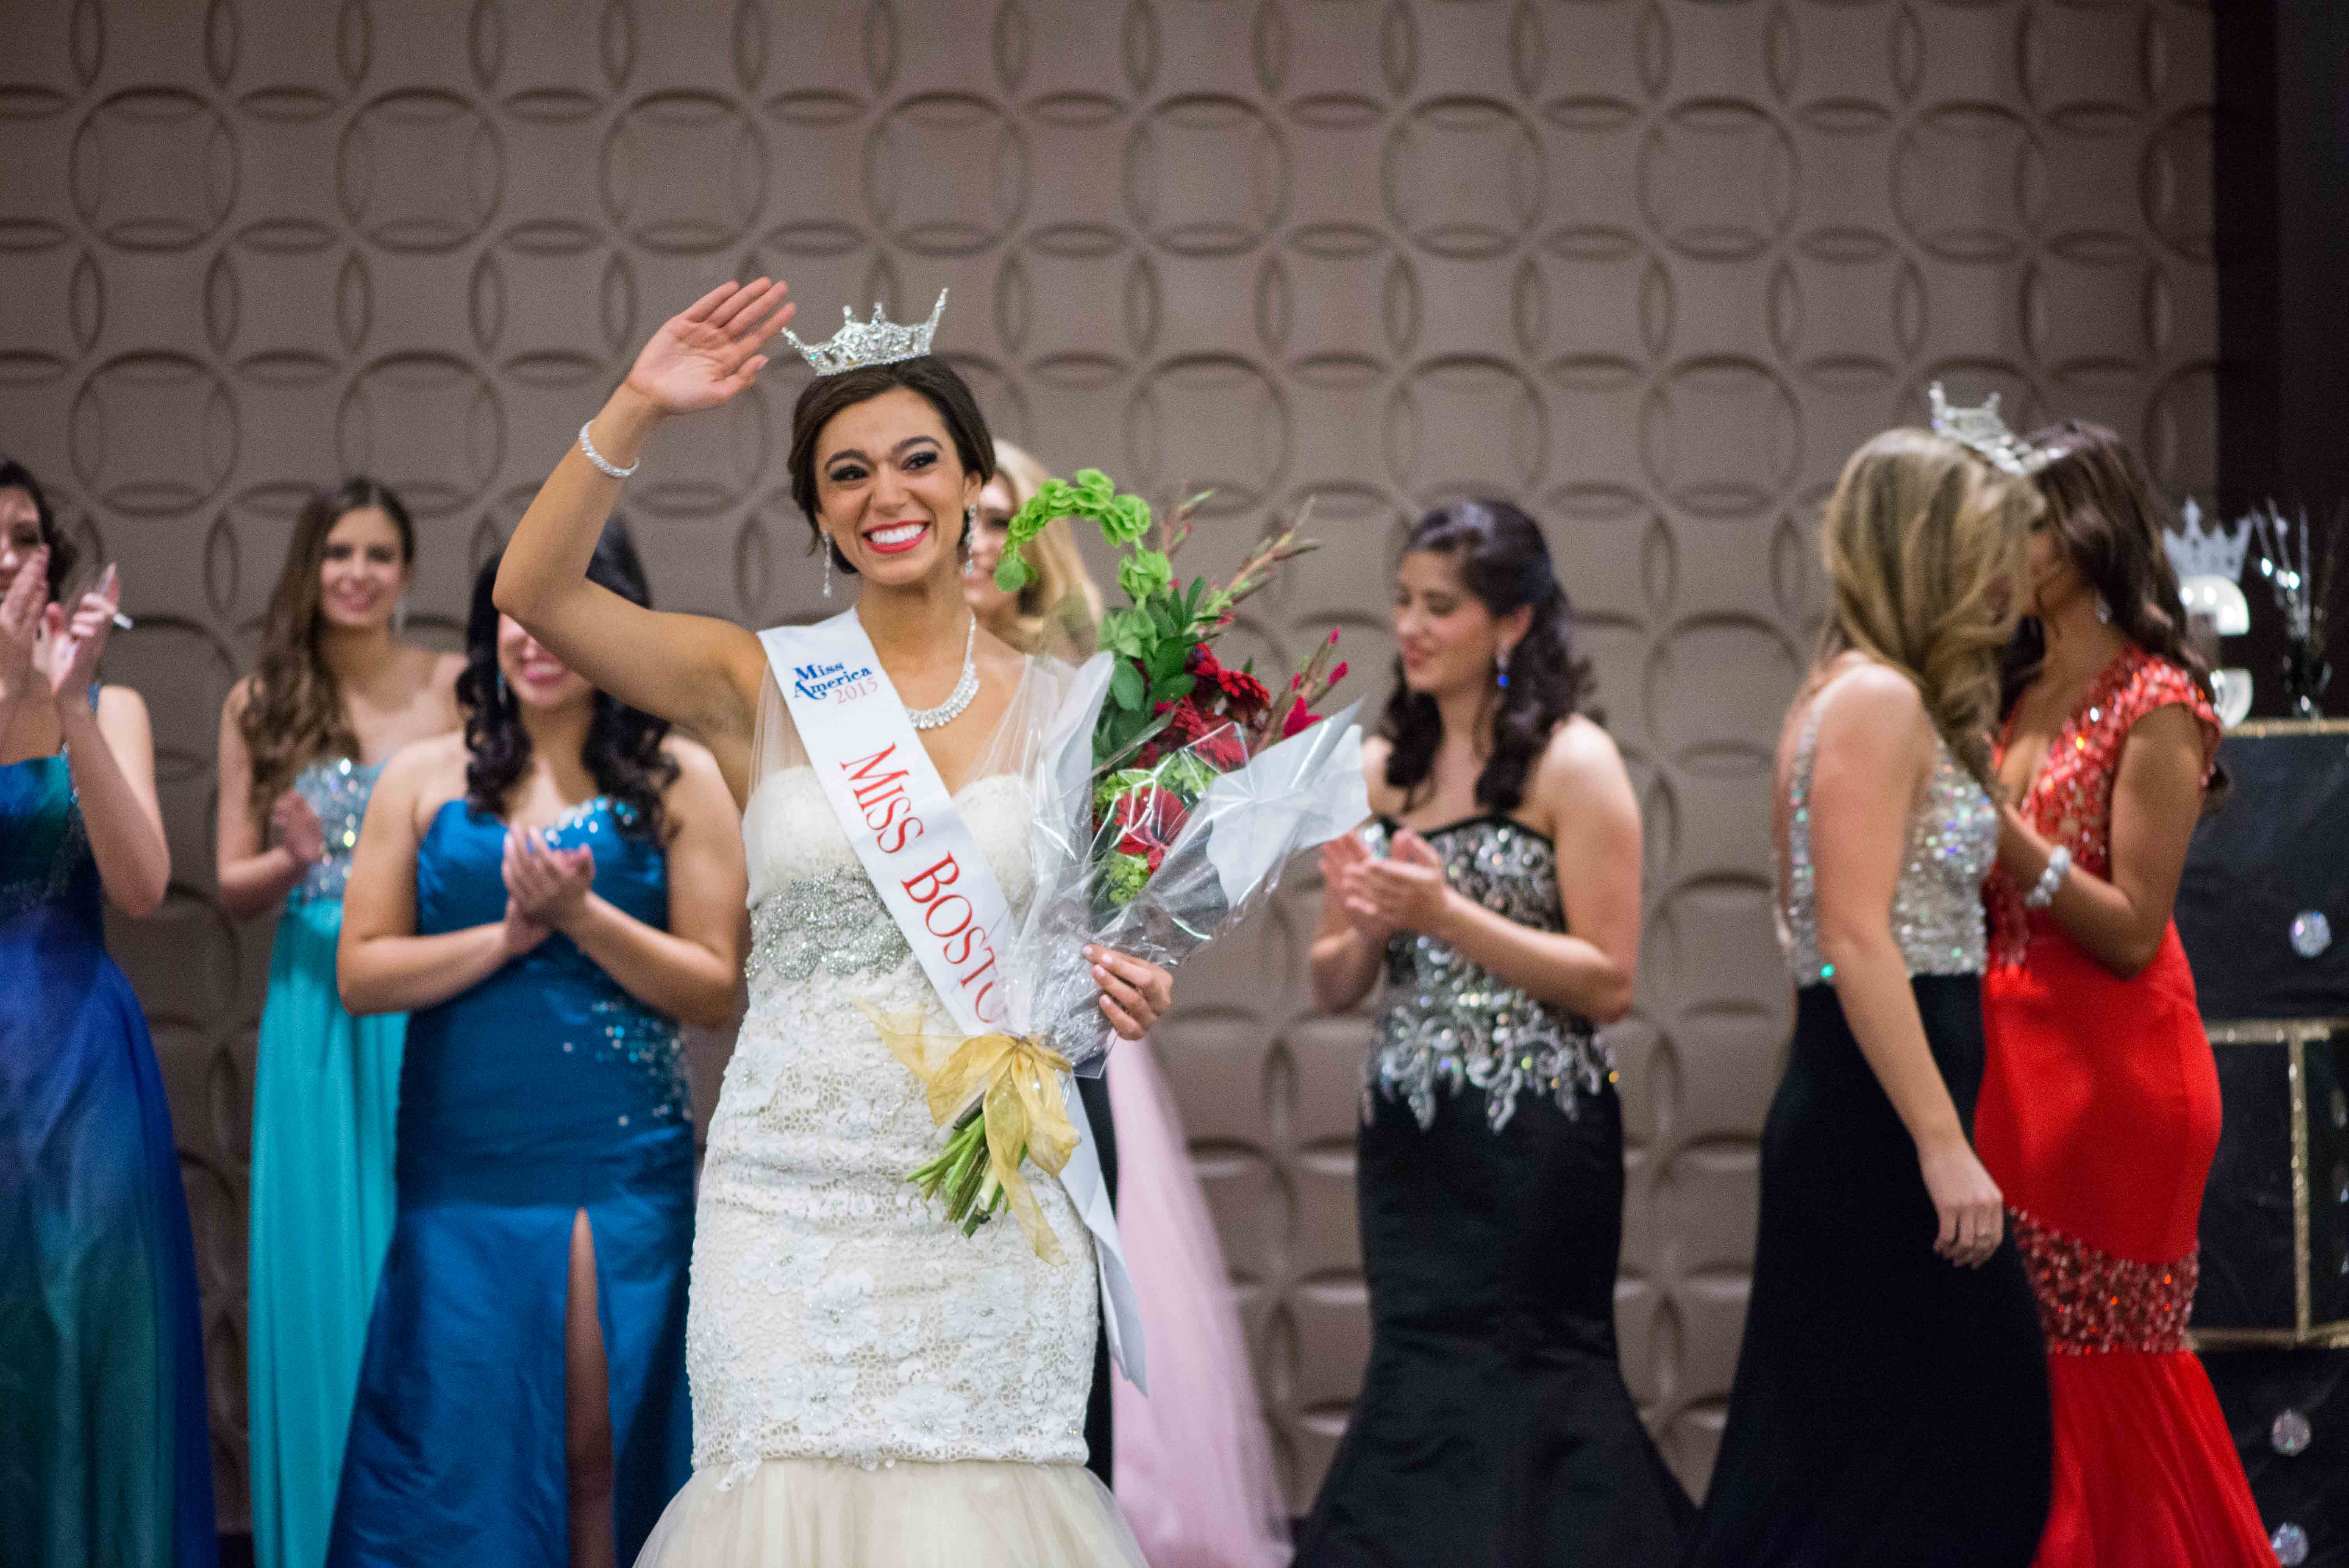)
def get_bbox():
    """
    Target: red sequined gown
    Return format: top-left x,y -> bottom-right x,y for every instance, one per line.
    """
1977,645 -> 2270,1567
